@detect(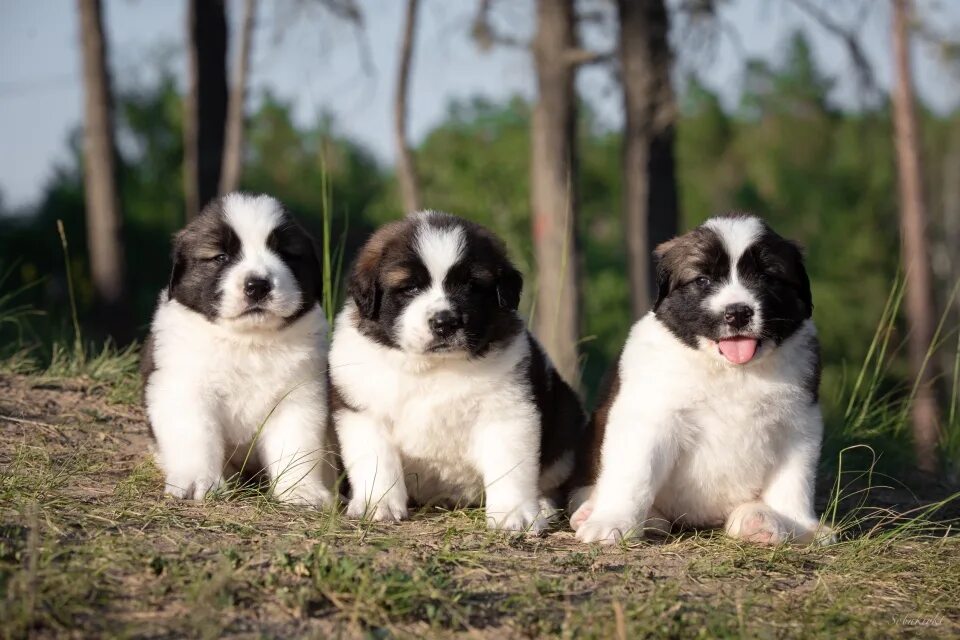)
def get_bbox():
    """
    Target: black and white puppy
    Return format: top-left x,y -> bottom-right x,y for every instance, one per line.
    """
571,214 -> 833,545
141,193 -> 334,506
329,211 -> 585,532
